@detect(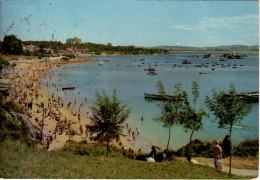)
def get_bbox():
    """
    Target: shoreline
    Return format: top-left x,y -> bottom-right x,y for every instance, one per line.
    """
9,57 -> 132,151
76,51 -> 259,57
